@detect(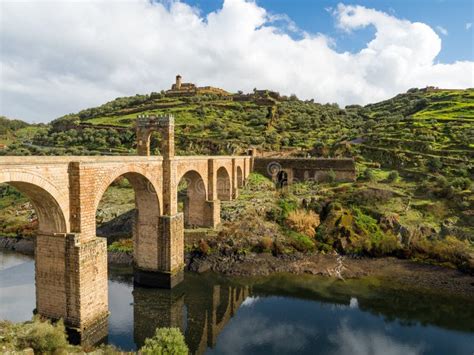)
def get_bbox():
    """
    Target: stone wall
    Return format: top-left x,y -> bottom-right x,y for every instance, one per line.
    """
253,157 -> 356,183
